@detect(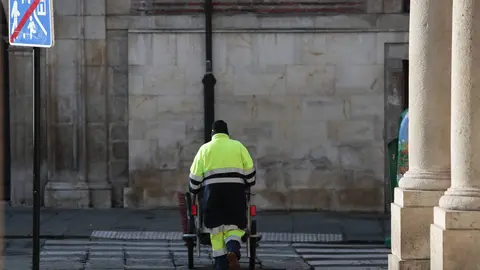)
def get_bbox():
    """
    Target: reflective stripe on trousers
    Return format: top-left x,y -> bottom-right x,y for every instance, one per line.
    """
210,229 -> 245,258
